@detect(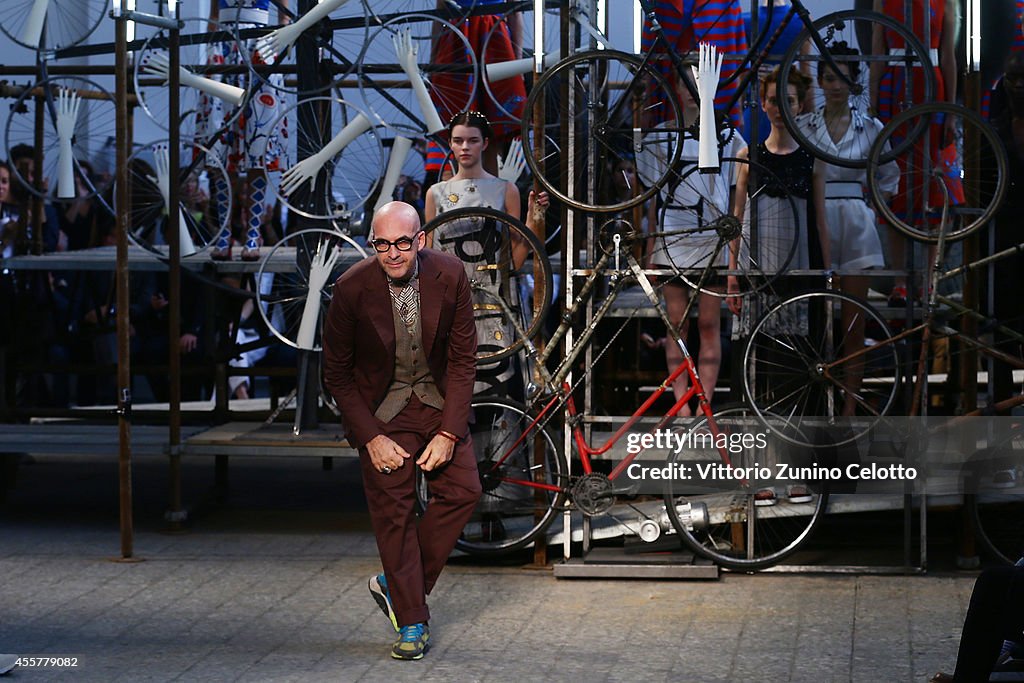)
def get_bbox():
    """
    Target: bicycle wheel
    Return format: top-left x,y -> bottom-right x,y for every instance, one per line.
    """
778,9 -> 935,168
970,493 -> 1024,566
356,13 -> 477,135
364,0 -> 480,25
521,49 -> 684,213
663,405 -> 830,571
965,440 -> 1024,565
4,76 -> 116,204
422,207 -> 552,365
123,139 -> 231,257
868,103 -> 1008,243
416,395 -> 566,555
0,0 -> 106,52
743,290 -> 900,448
266,96 -> 384,221
654,155 -> 798,299
255,228 -> 368,351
